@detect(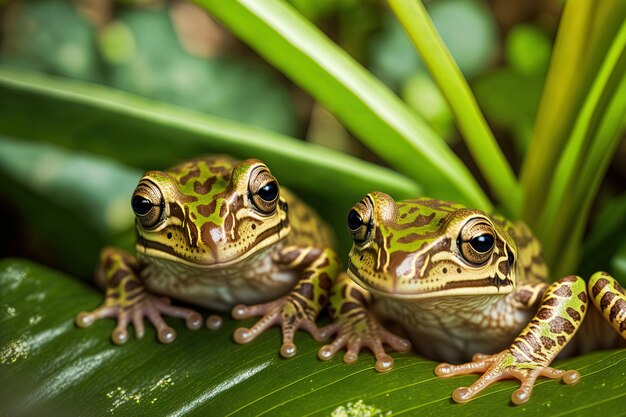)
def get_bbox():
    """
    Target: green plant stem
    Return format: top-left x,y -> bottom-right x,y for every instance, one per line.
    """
388,0 -> 521,218
195,0 -> 492,211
